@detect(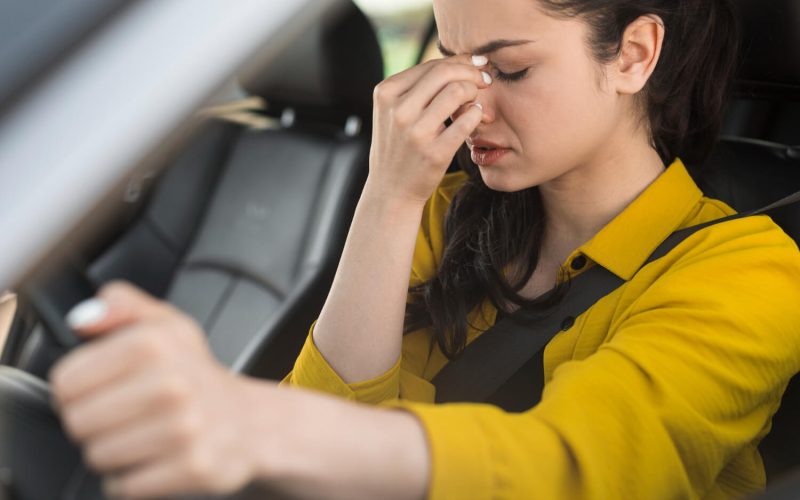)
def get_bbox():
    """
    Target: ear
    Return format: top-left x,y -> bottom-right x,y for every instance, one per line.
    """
614,15 -> 665,95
